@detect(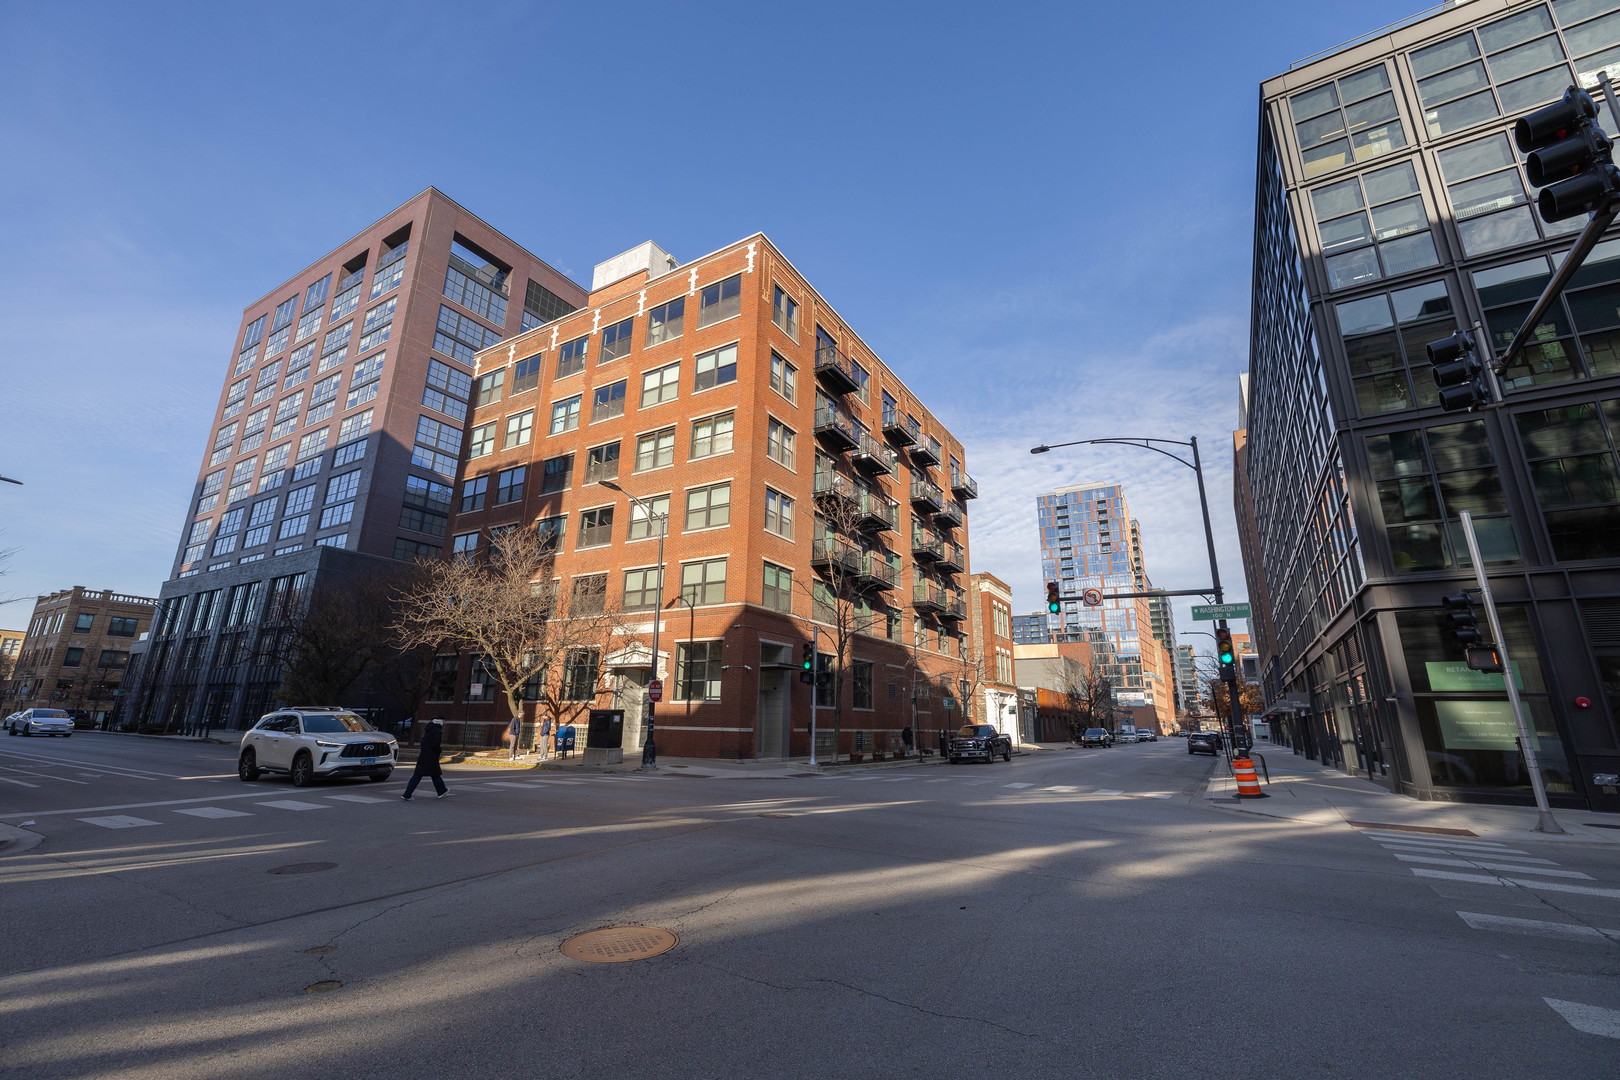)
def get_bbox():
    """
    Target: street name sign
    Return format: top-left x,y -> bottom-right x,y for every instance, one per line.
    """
1191,603 -> 1252,621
